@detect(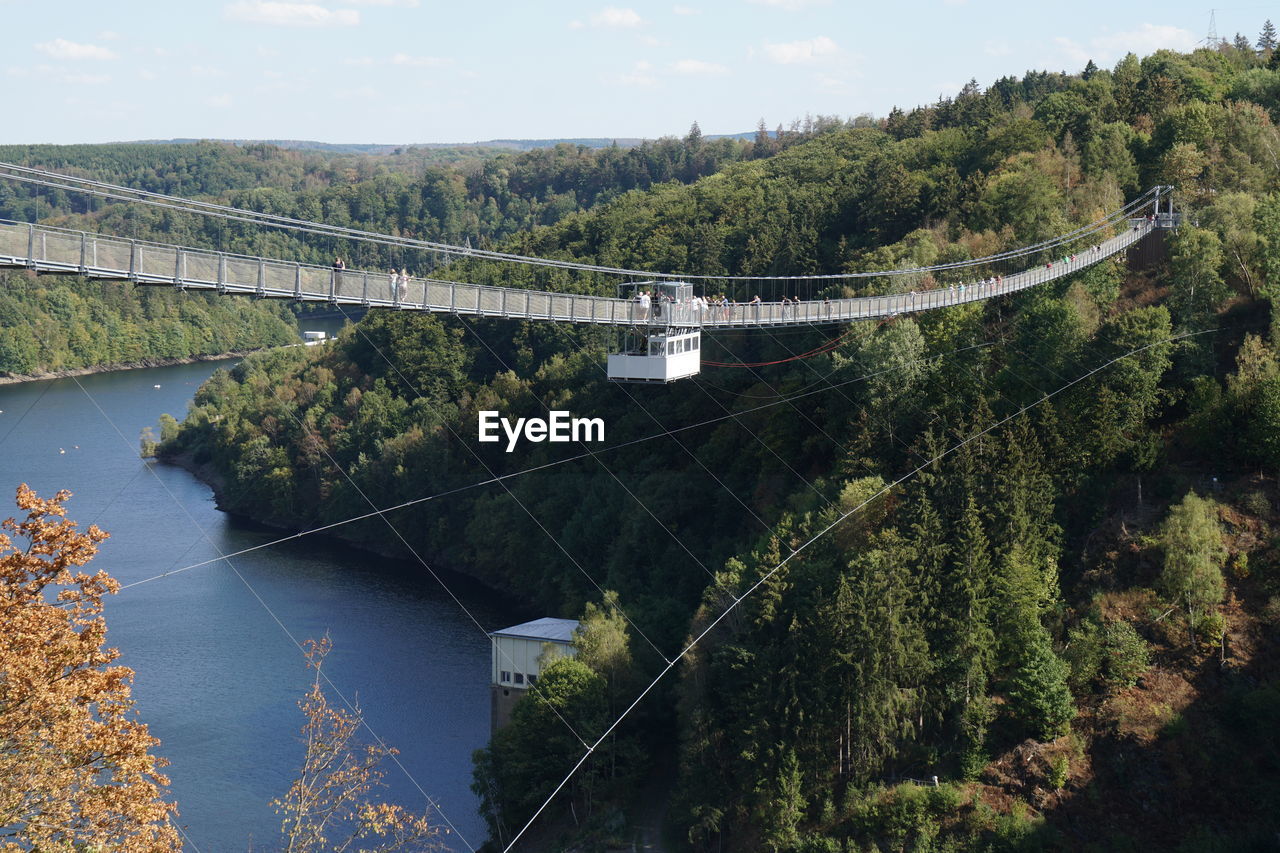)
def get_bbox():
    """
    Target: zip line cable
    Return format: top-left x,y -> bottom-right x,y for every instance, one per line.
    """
112,341 -> 996,595
32,367 -> 477,850
325,303 -> 677,698
453,313 -> 728,582
544,325 -> 842,573
701,325 -> 858,367
0,163 -> 1174,848
499,326 -> 1214,852
73,374 -> 477,851
748,321 -> 941,472
257,375 -> 597,748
